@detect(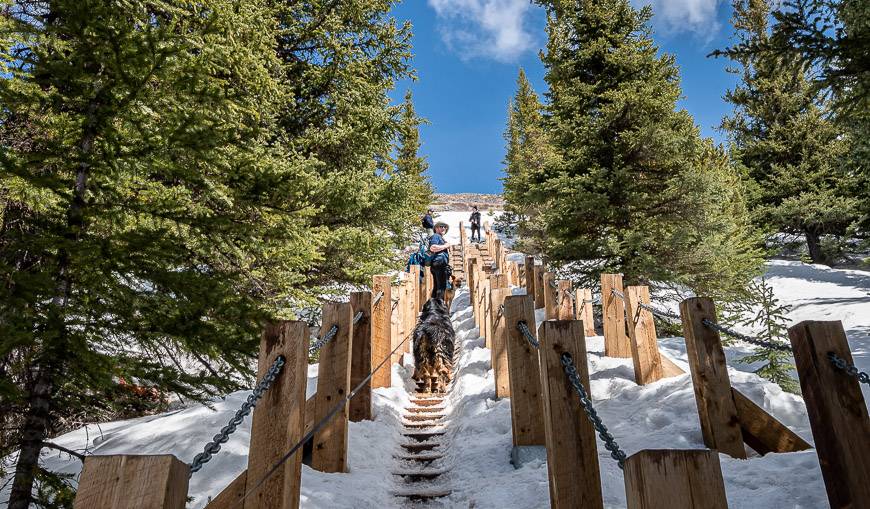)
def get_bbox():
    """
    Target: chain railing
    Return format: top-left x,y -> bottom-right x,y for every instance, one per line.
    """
701,318 -> 792,353
560,352 -> 628,469
188,355 -> 286,477
372,291 -> 384,306
828,352 -> 870,386
309,324 -> 339,355
516,320 -> 540,349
